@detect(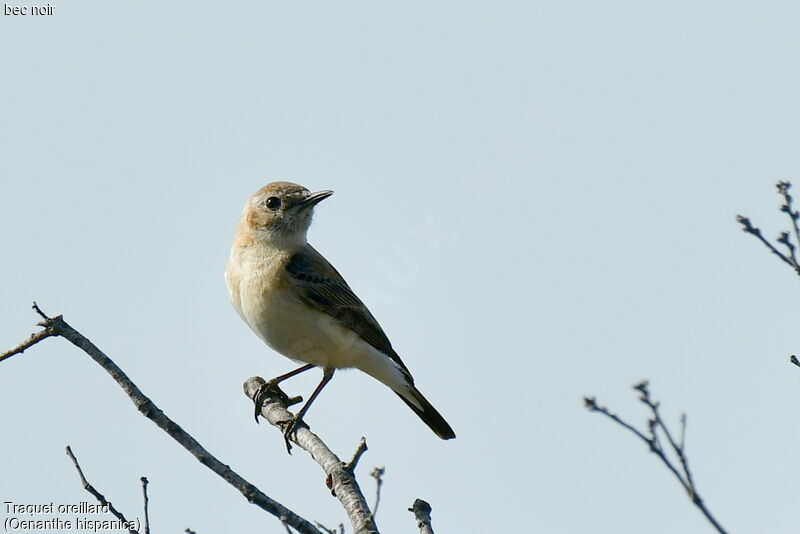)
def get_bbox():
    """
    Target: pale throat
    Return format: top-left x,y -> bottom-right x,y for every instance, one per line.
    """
242,221 -> 309,254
